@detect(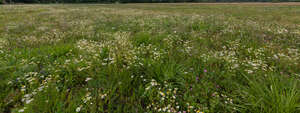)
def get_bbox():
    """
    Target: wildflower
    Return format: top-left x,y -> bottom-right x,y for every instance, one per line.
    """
24,94 -> 32,98
233,64 -> 239,69
85,77 -> 92,82
38,86 -> 44,91
159,91 -> 165,96
26,99 -> 34,104
76,106 -> 82,112
246,70 -> 253,74
7,81 -> 12,85
100,93 -> 107,99
18,109 -> 24,112
139,62 -> 143,66
145,86 -> 151,91
21,86 -> 26,92
18,107 -> 26,113
204,69 -> 207,73
196,110 -> 203,113
77,67 -> 84,71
